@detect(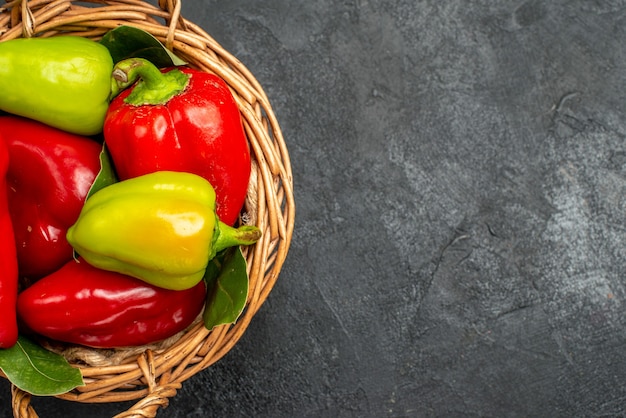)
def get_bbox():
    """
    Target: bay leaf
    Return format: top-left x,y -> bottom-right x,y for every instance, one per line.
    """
0,336 -> 83,396
86,143 -> 118,199
203,248 -> 249,330
100,25 -> 186,67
